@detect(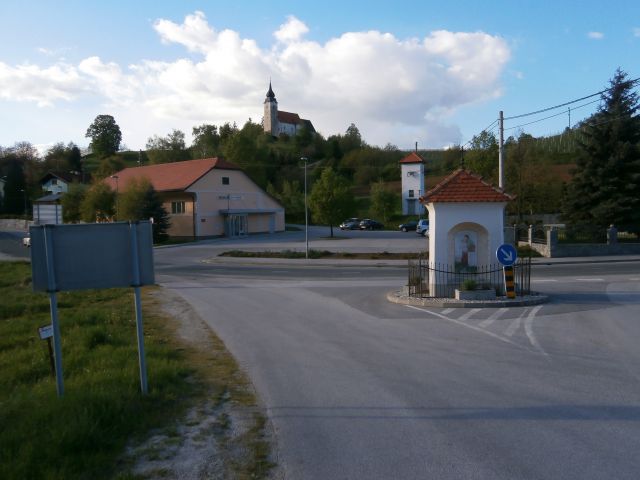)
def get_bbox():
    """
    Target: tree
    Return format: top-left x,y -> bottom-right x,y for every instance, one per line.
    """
61,183 -> 87,223
192,124 -> 220,158
81,182 -> 116,222
370,181 -> 397,223
309,168 -> 355,237
465,130 -> 498,181
146,129 -> 190,164
119,177 -> 170,242
85,115 -> 122,157
94,155 -> 125,179
563,69 -> 640,232
1,157 -> 26,215
267,179 -> 304,222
